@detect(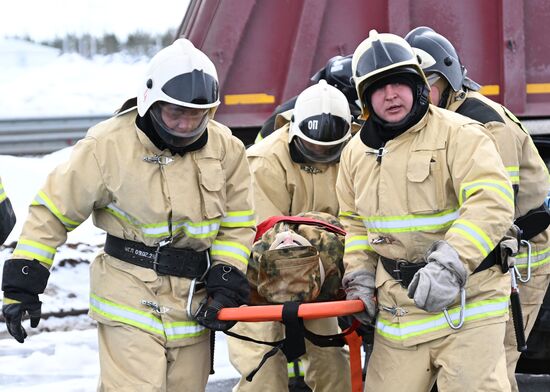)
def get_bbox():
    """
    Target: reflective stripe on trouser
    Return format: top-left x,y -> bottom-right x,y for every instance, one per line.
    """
97,323 -> 210,392
89,254 -> 209,346
287,360 -> 304,378
504,273 -> 550,392
376,296 -> 509,342
228,317 -> 351,392
90,293 -> 207,341
365,322 -> 510,392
